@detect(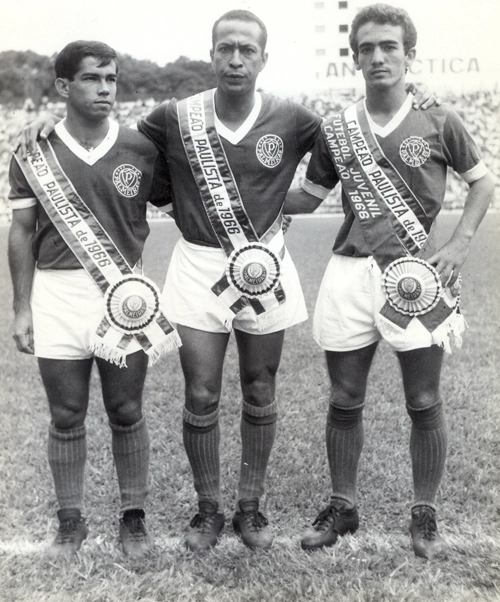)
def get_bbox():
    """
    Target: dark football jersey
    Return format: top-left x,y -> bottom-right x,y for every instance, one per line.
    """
9,121 -> 171,270
138,91 -> 321,247
304,95 -> 486,256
